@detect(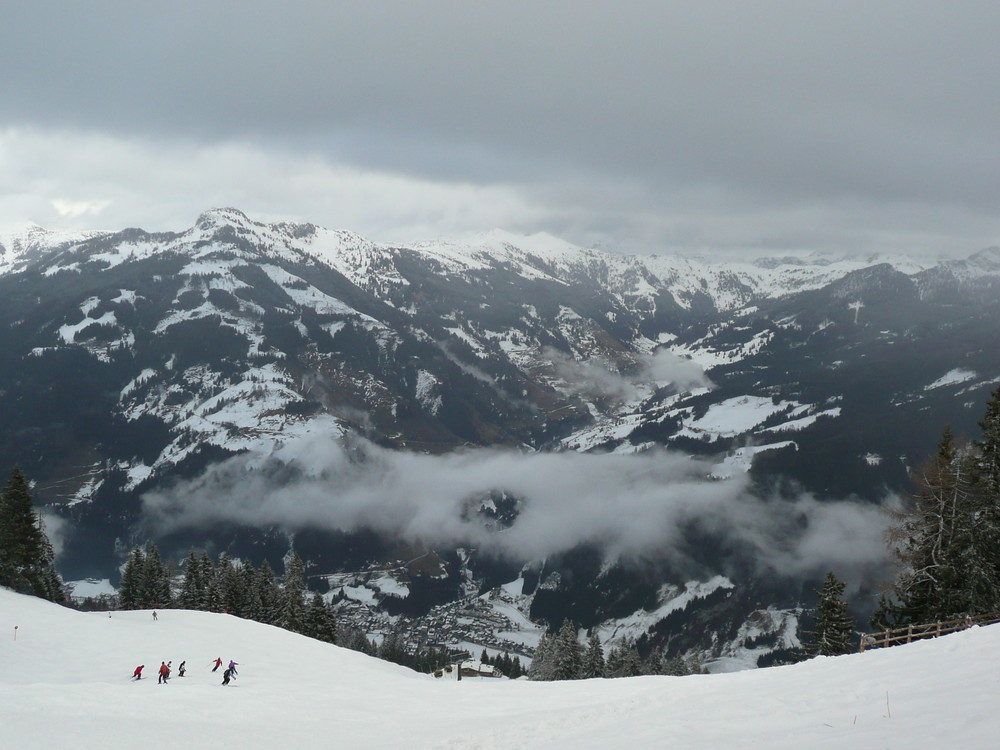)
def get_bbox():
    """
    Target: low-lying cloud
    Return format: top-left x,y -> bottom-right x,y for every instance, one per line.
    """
142,433 -> 890,585
544,347 -> 711,403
